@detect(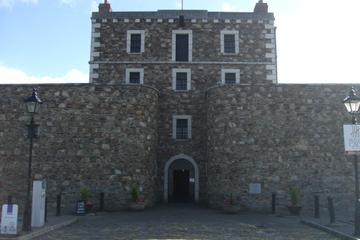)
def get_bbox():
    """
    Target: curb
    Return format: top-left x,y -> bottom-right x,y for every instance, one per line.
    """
19,217 -> 78,240
301,219 -> 360,240
0,217 -> 78,240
